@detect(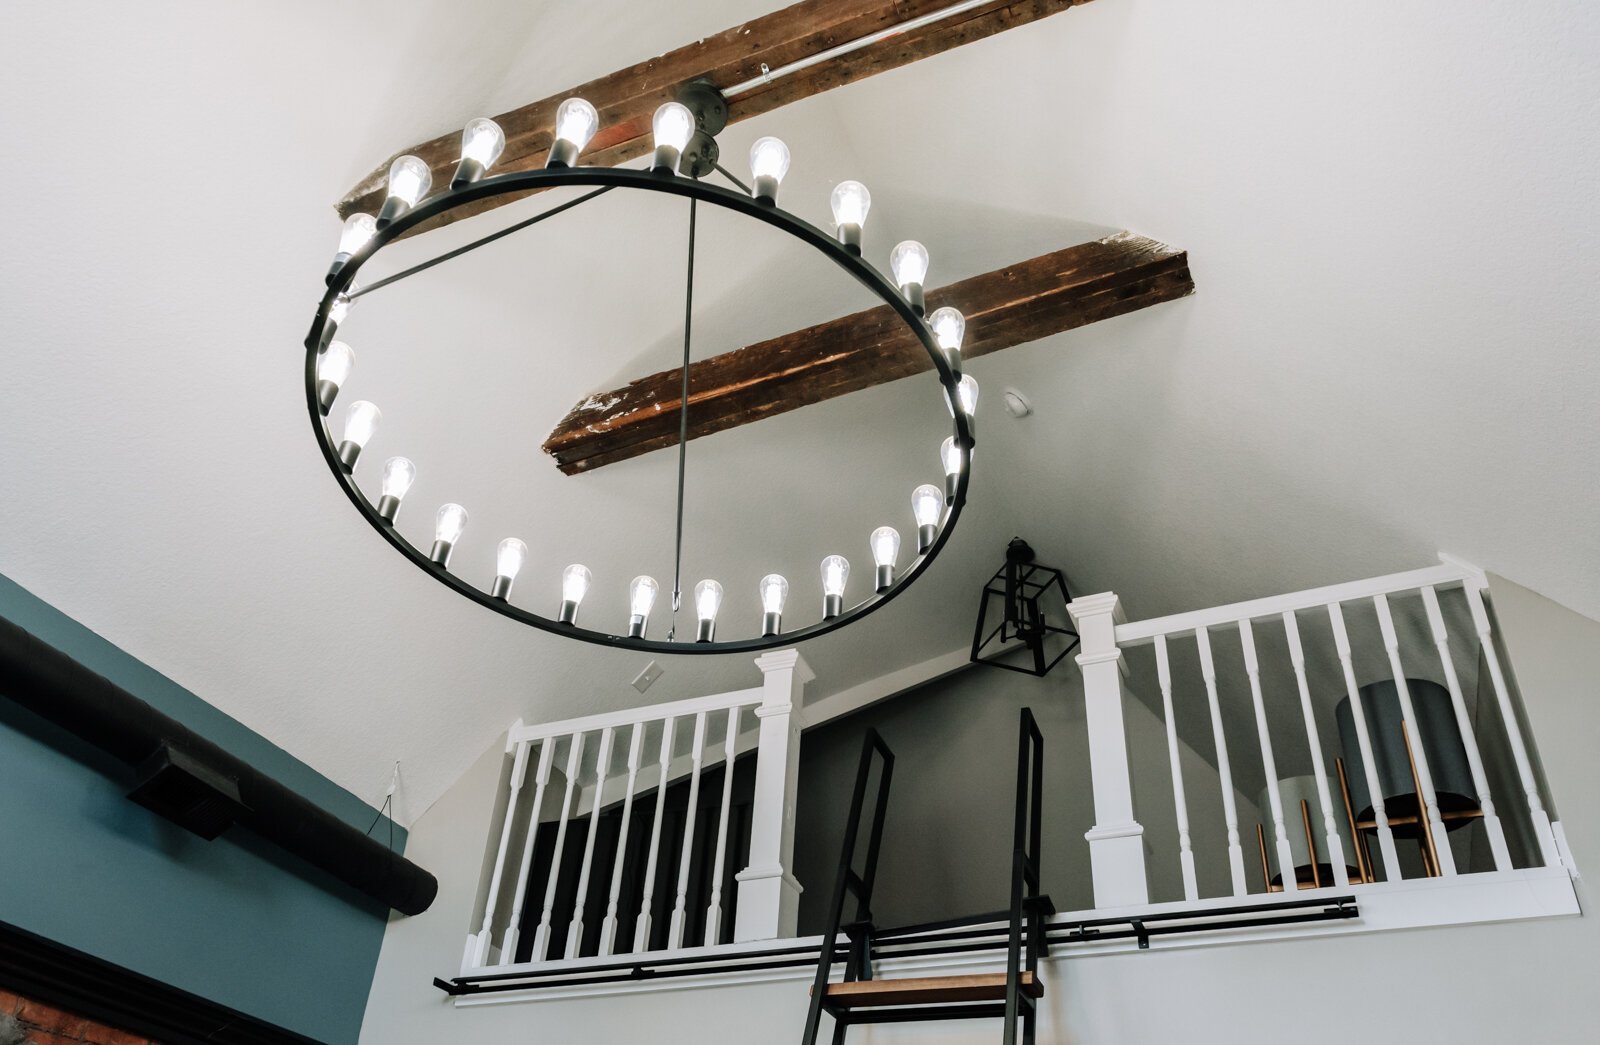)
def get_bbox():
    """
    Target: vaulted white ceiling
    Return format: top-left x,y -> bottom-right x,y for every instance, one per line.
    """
1,1 -> 1595,823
